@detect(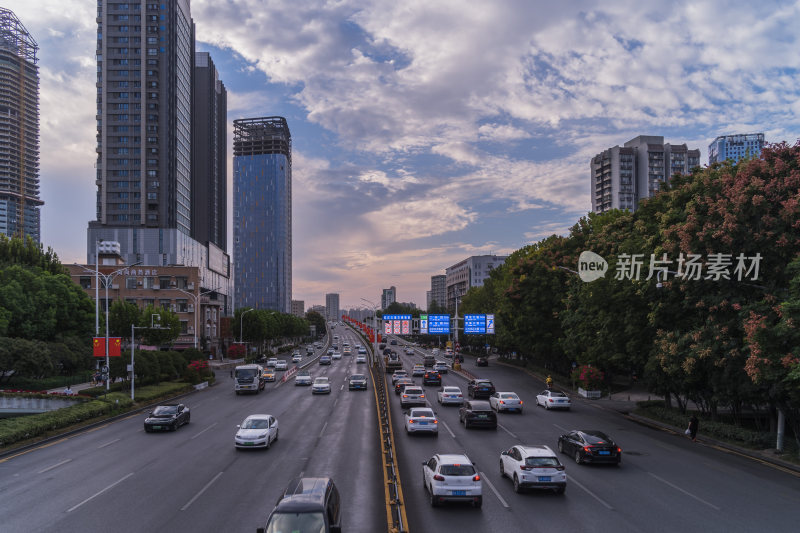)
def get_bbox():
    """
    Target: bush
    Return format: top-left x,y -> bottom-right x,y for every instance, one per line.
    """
0,399 -> 120,448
